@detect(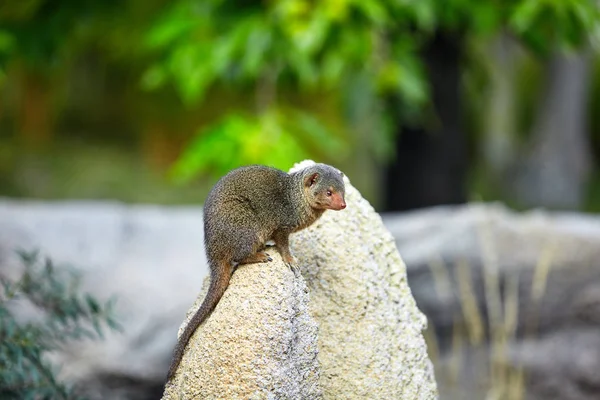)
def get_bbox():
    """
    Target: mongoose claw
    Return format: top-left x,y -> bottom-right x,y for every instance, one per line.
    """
285,262 -> 300,277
